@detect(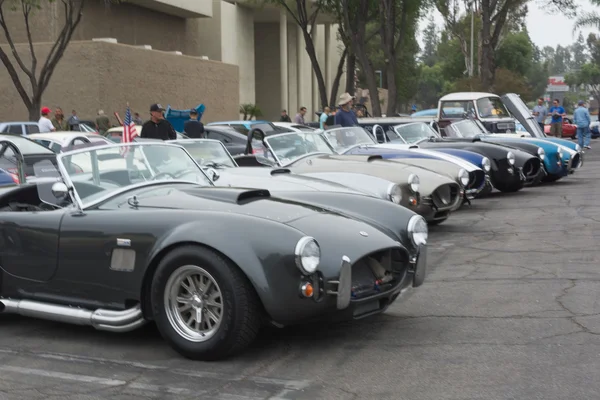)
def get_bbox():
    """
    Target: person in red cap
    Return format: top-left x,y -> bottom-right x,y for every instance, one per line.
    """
38,107 -> 56,133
